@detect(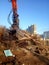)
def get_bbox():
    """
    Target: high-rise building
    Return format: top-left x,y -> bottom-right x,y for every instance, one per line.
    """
43,31 -> 49,39
26,24 -> 36,34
